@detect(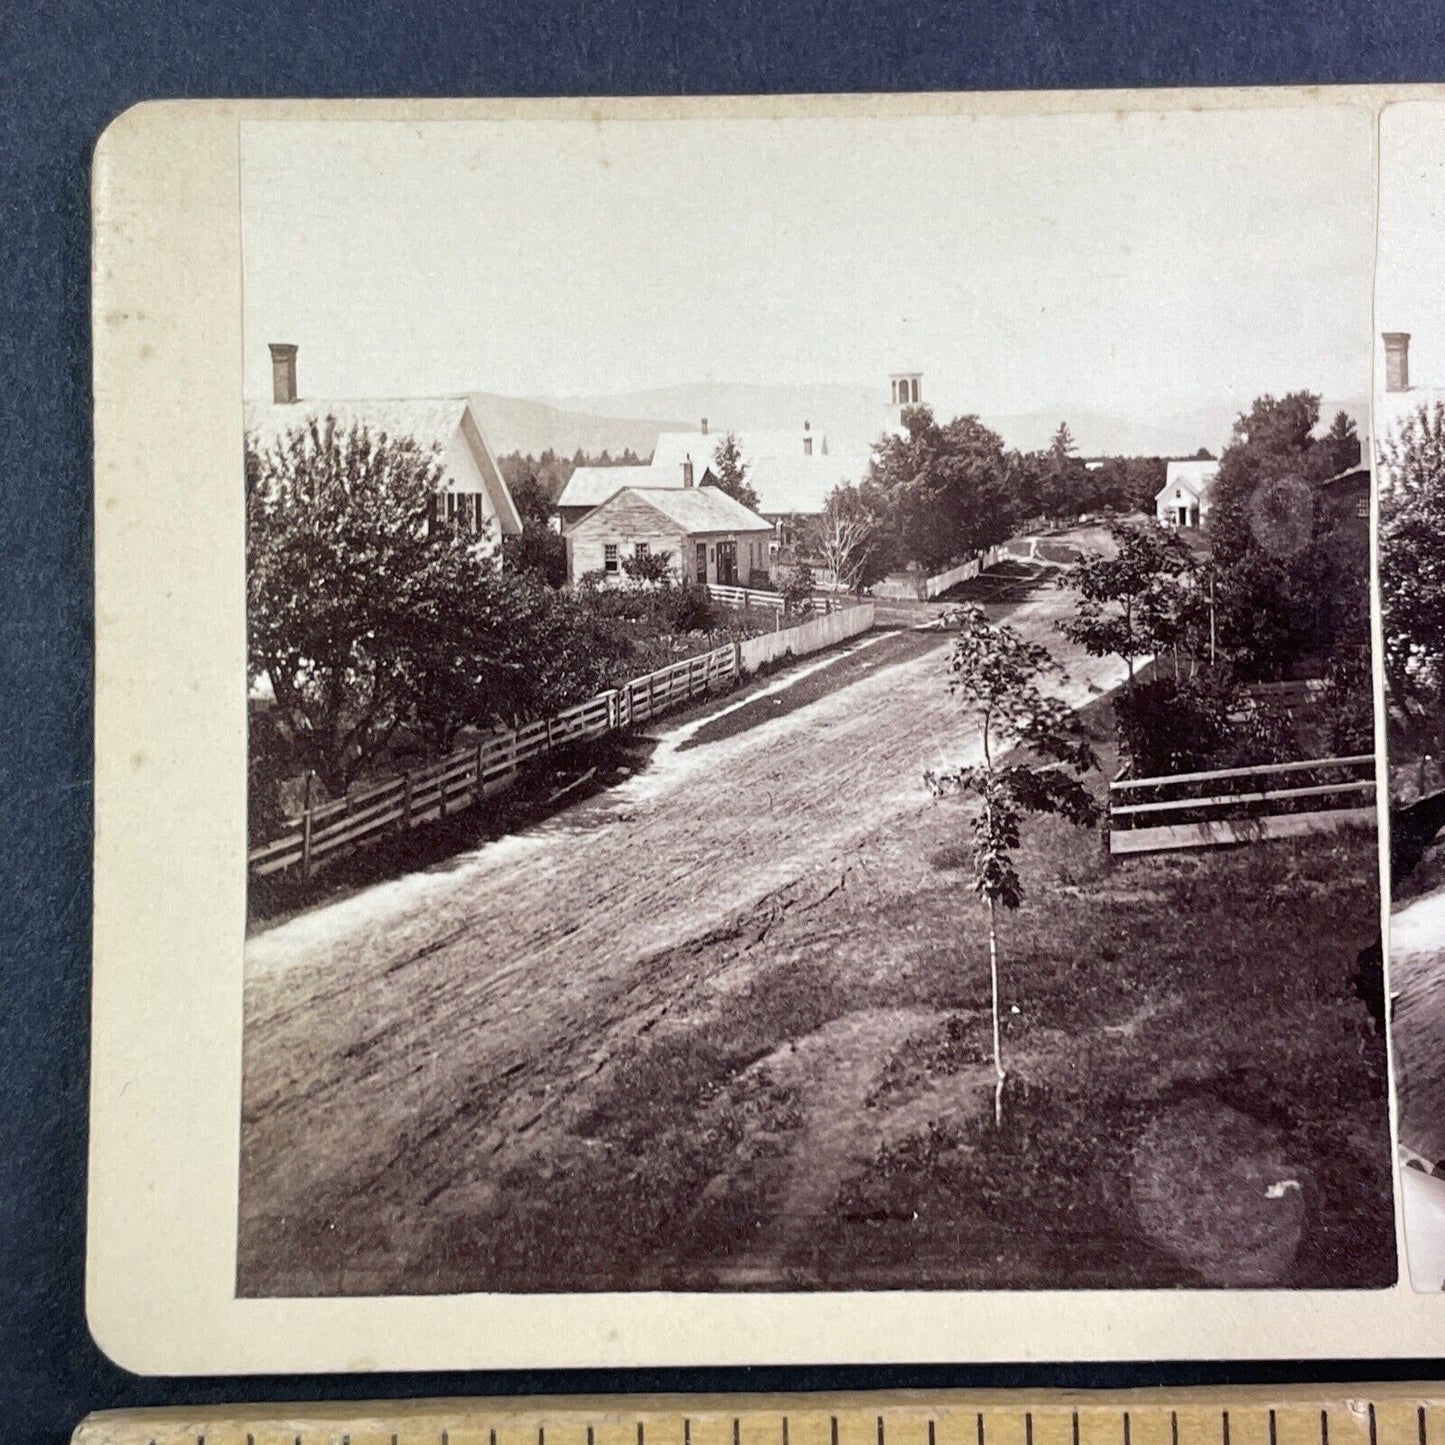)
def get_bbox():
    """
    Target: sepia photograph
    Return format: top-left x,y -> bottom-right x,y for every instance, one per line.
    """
1377,99 -> 1445,1291
234,105 -> 1393,1299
